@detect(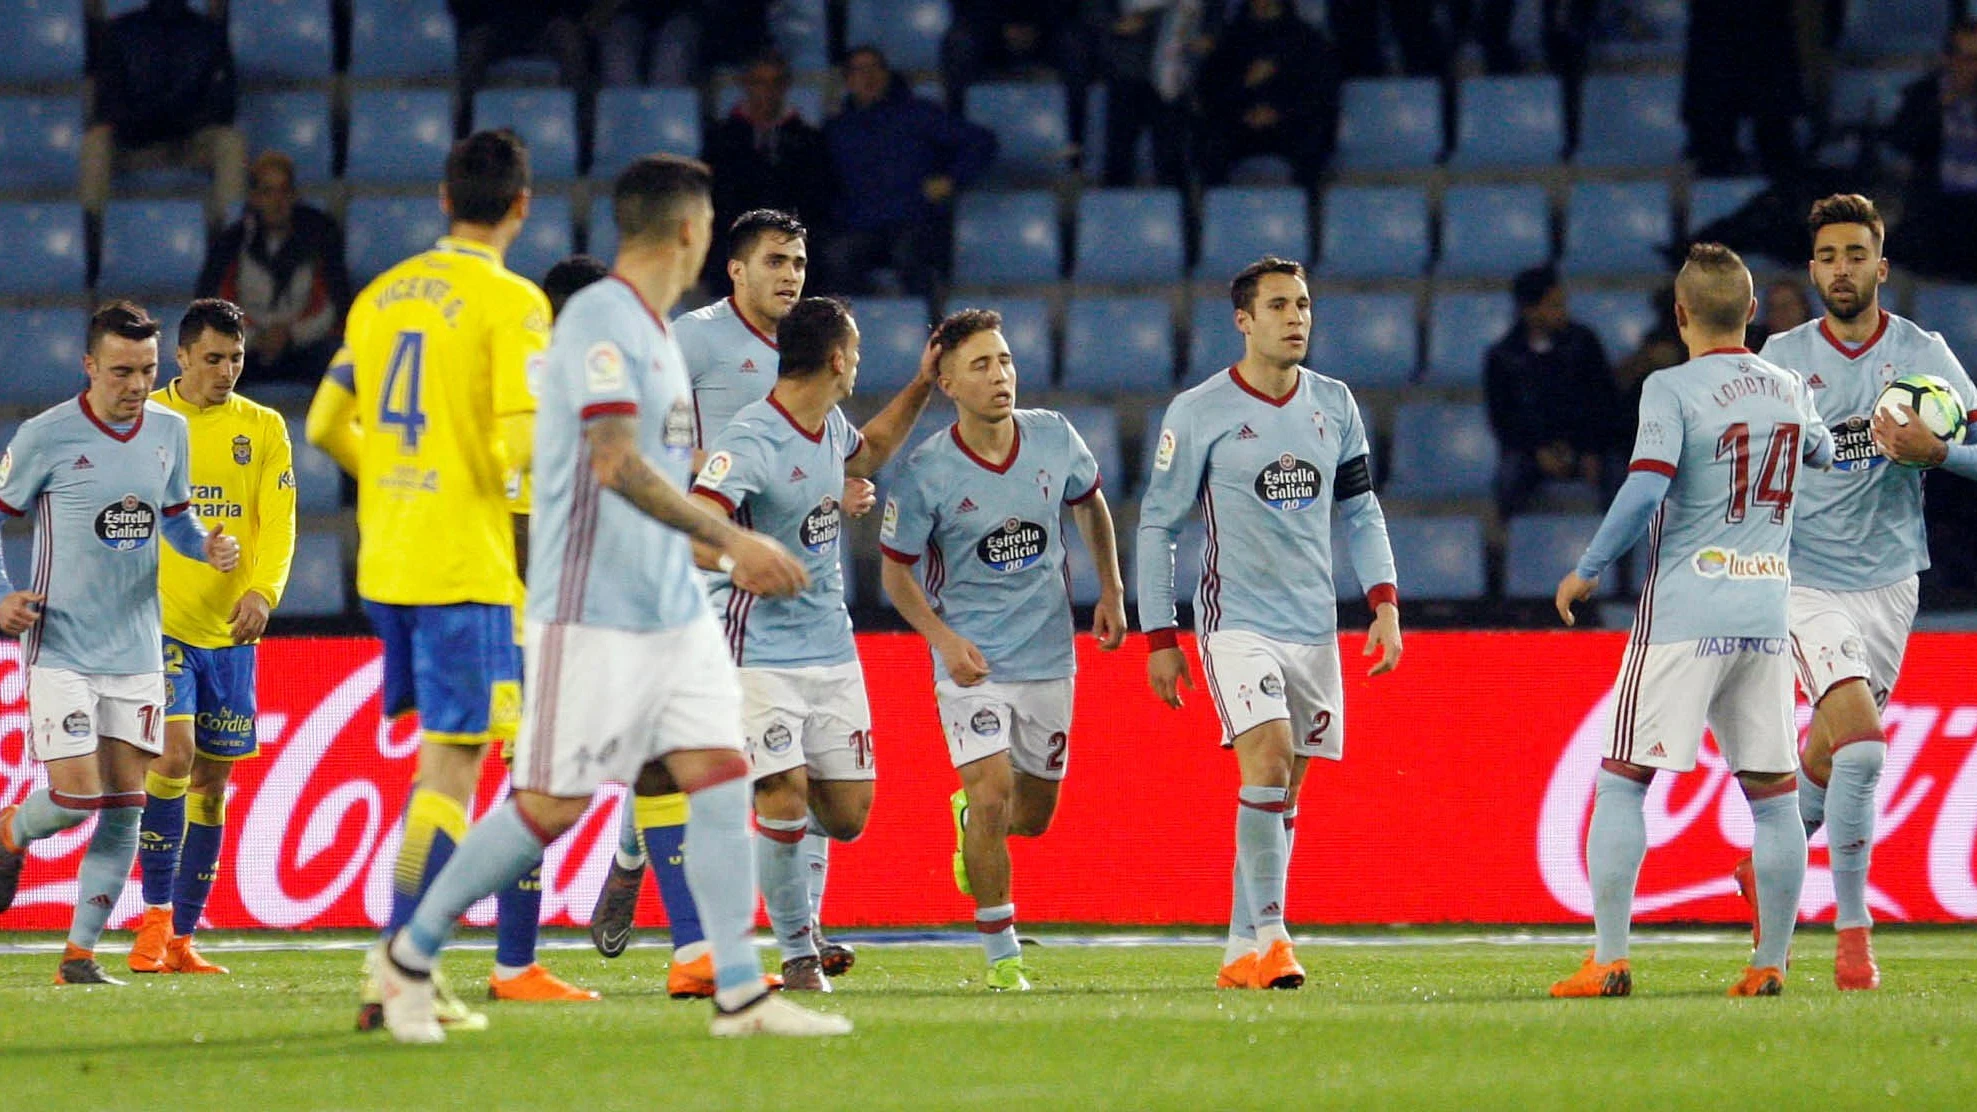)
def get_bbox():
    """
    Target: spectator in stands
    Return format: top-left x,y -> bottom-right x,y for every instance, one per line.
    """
1484,266 -> 1631,519
1093,0 -> 1214,187
81,0 -> 246,227
1615,283 -> 1683,401
1194,0 -> 1339,188
450,0 -> 601,139
821,47 -> 996,296
1330,0 -> 1448,78
1683,0 -> 1804,177
196,152 -> 352,386
1748,276 -> 1812,348
1886,20 -> 1977,282
941,1 -> 1095,170
703,51 -> 832,282
599,0 -> 770,87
